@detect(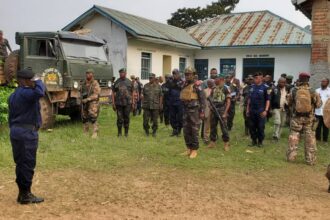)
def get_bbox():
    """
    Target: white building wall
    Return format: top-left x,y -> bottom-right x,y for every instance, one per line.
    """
195,47 -> 311,82
127,39 -> 196,84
